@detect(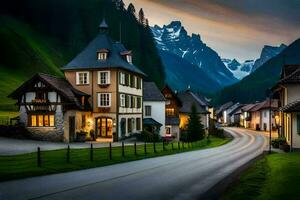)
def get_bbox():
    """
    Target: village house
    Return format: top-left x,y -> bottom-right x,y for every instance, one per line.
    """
240,103 -> 257,128
215,101 -> 233,124
161,85 -> 182,140
177,89 -> 210,131
248,99 -> 279,131
9,19 -> 146,142
223,102 -> 241,125
273,64 -> 300,150
228,104 -> 245,126
143,82 -> 166,137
